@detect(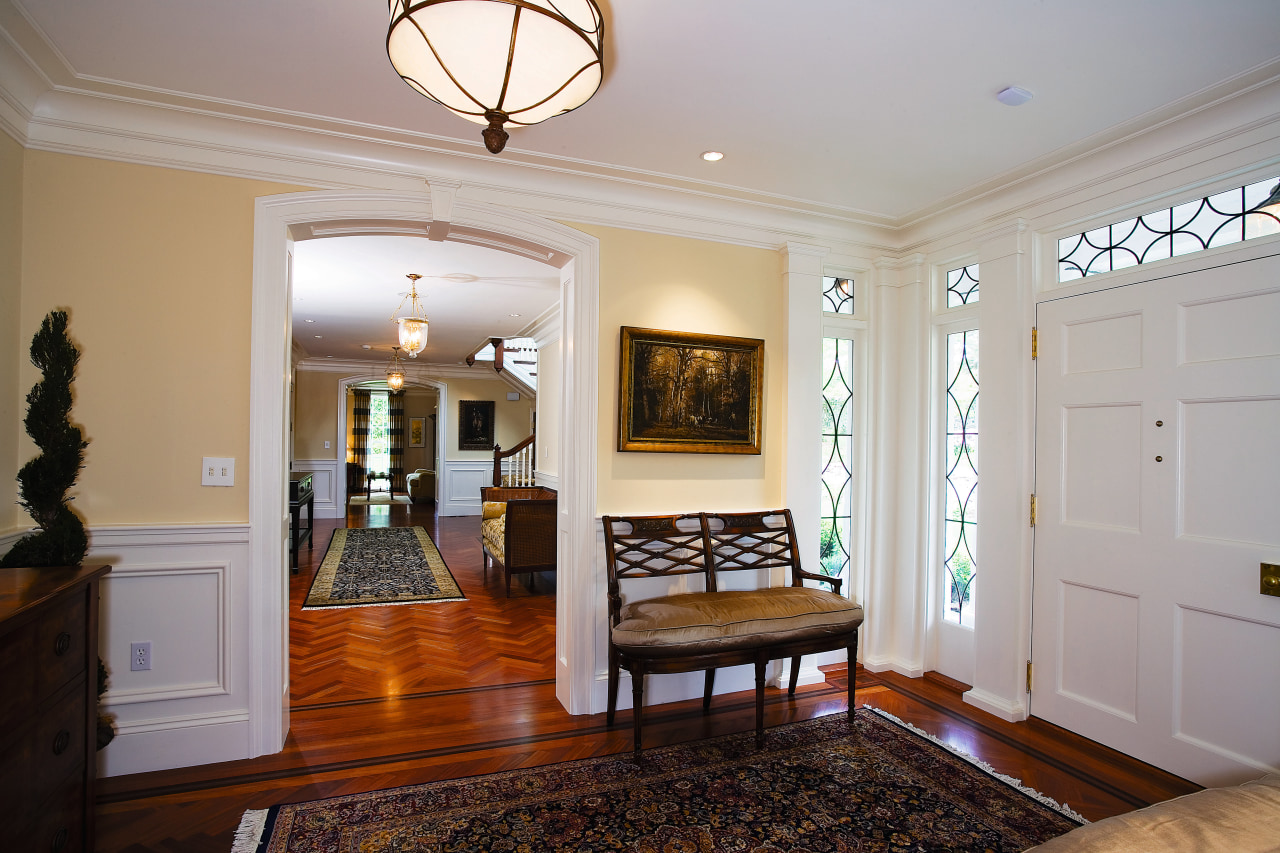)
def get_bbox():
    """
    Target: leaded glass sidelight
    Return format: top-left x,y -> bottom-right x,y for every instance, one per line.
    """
944,330 -> 978,626
946,264 -> 980,307
1058,176 -> 1280,282
822,277 -> 855,314
820,337 -> 855,582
